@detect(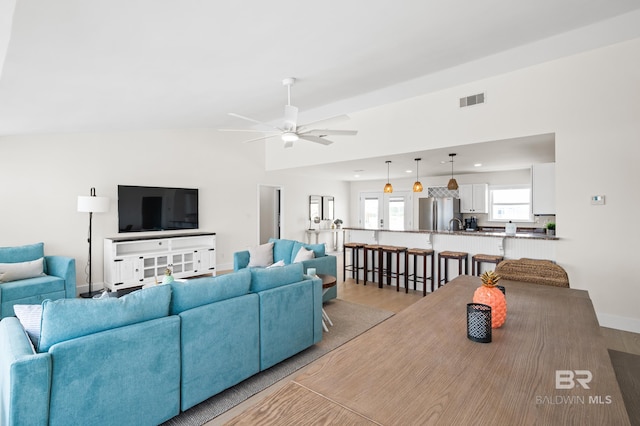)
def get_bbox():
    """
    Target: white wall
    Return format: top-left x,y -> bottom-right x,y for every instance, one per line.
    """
269,38 -> 640,332
0,129 -> 348,293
